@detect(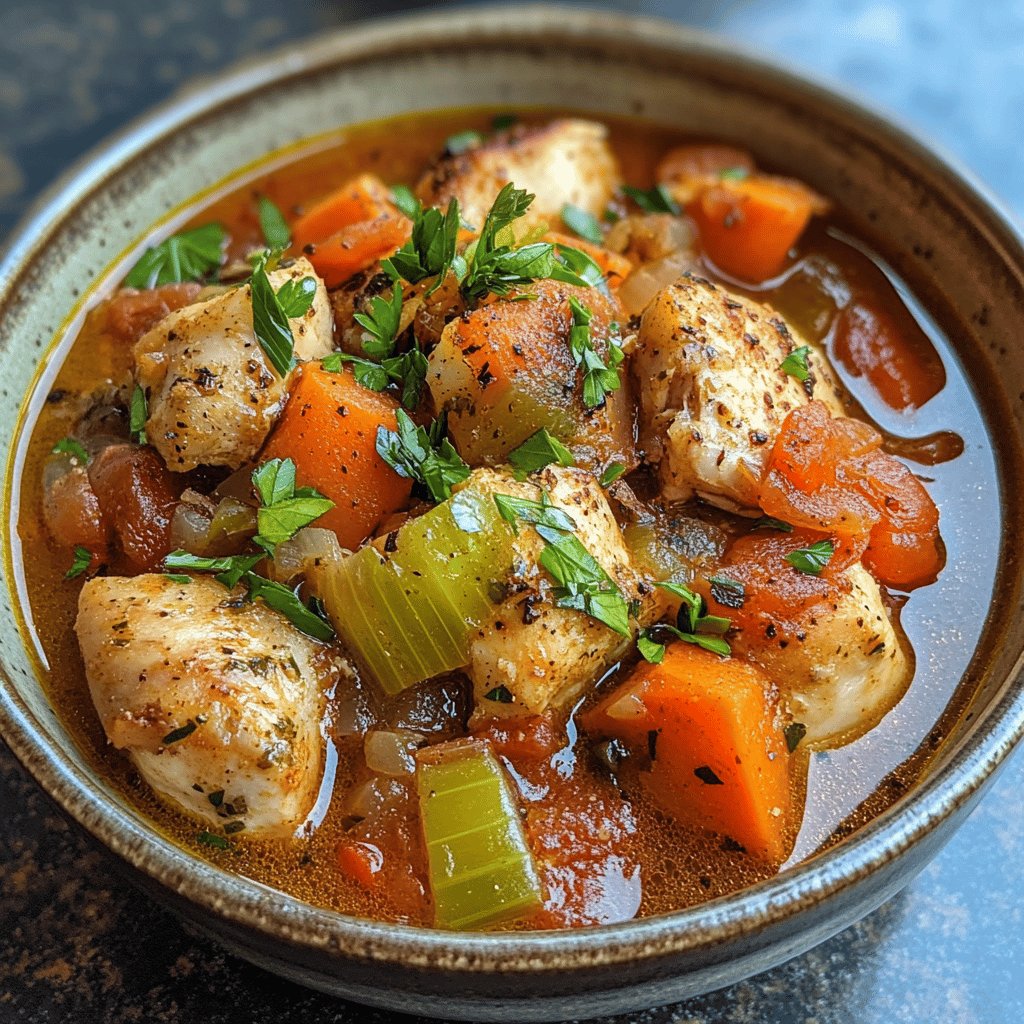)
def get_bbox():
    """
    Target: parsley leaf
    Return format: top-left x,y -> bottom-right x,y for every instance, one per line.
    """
163,551 -> 263,588
484,684 -> 515,703
621,184 -> 681,215
493,491 -> 577,532
720,166 -> 750,182
638,623 -> 730,661
65,546 -> 92,580
568,296 -> 623,410
779,345 -> 812,382
560,203 -> 603,244
52,437 -> 89,464
491,113 -> 517,131
125,223 -> 226,289
129,385 -> 148,445
250,253 -> 315,376
196,830 -> 231,850
550,243 -> 607,291
326,347 -> 428,411
638,580 -> 733,661
785,539 -> 835,576
445,130 -> 483,155
251,457 -> 334,553
390,184 -> 420,218
375,410 -> 470,502
384,199 -> 461,289
508,428 -> 574,478
752,516 -> 794,533
784,721 -> 807,752
257,196 -> 291,250
708,574 -> 746,609
353,283 -> 403,359
598,462 -> 626,487
241,573 -> 335,642
637,632 -> 666,664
